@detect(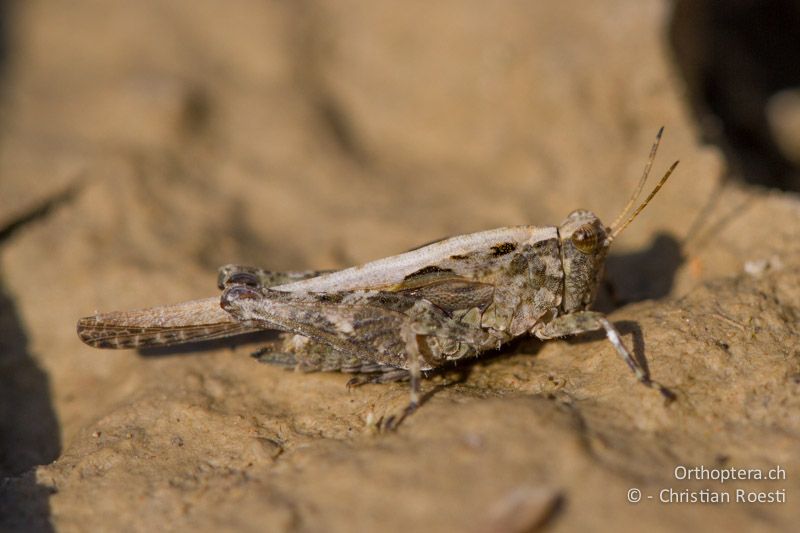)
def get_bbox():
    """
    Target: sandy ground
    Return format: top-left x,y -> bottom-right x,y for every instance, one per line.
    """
1,1 -> 799,532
